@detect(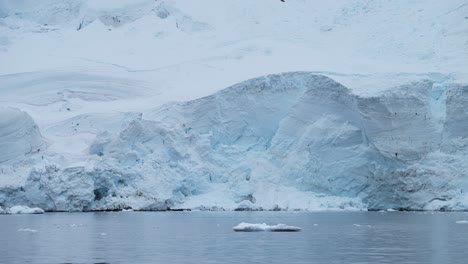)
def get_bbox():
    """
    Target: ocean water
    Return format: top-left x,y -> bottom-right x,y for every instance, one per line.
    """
1,211 -> 468,264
